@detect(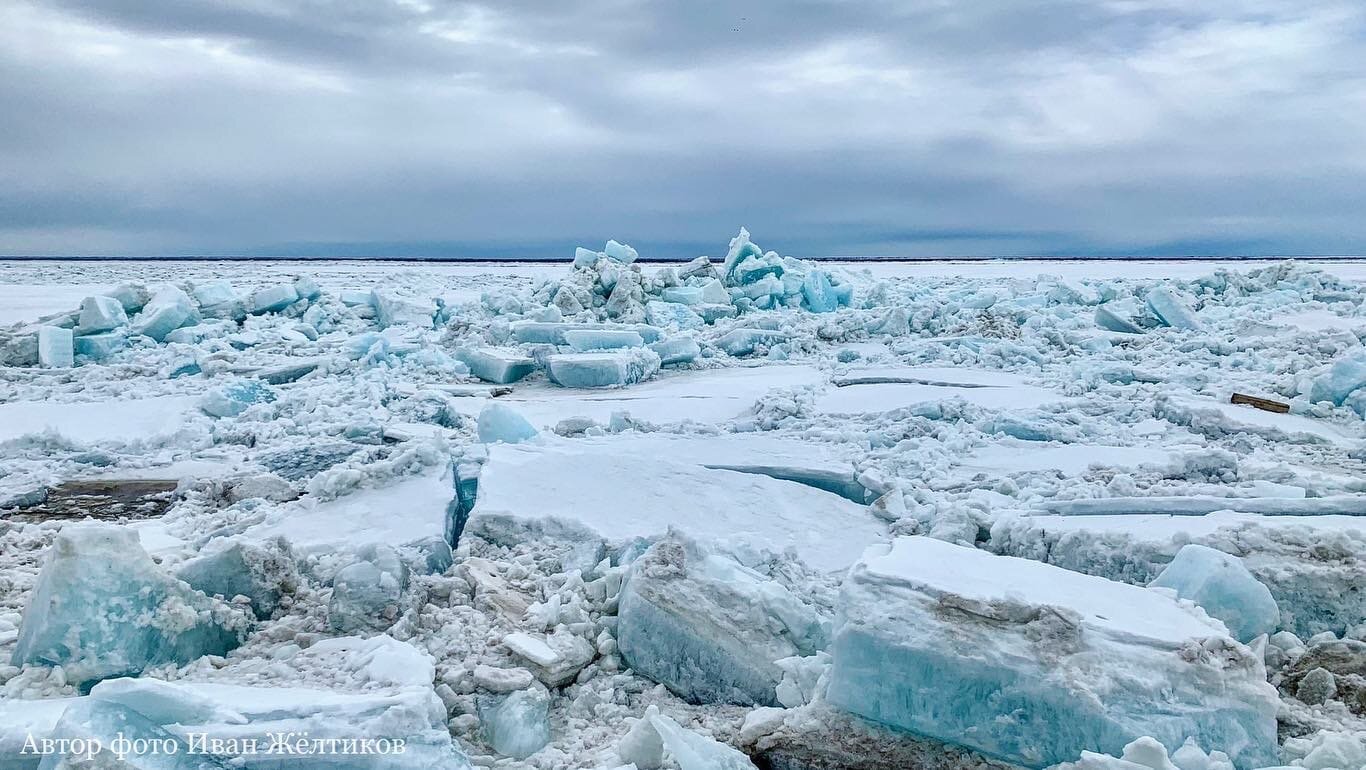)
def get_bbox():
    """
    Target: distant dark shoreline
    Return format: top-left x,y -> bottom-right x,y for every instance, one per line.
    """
3,255 -> 1365,263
